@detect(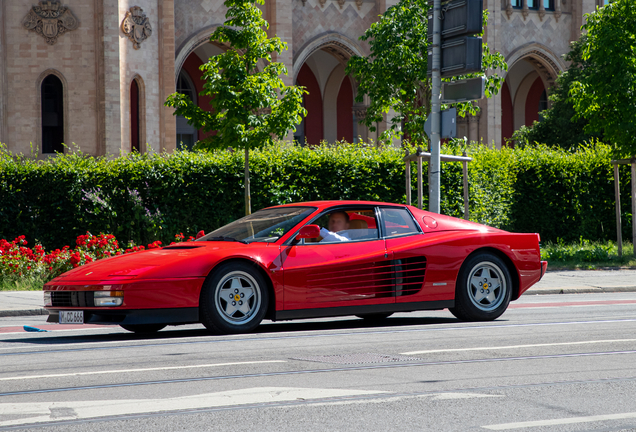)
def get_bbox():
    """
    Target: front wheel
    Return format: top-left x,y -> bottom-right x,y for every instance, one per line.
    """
200,262 -> 269,335
449,253 -> 512,321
